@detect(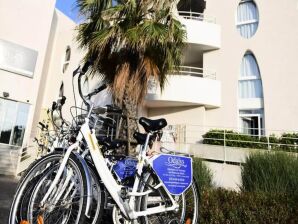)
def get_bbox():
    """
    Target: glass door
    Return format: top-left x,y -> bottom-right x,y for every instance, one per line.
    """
240,113 -> 264,137
0,98 -> 30,147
